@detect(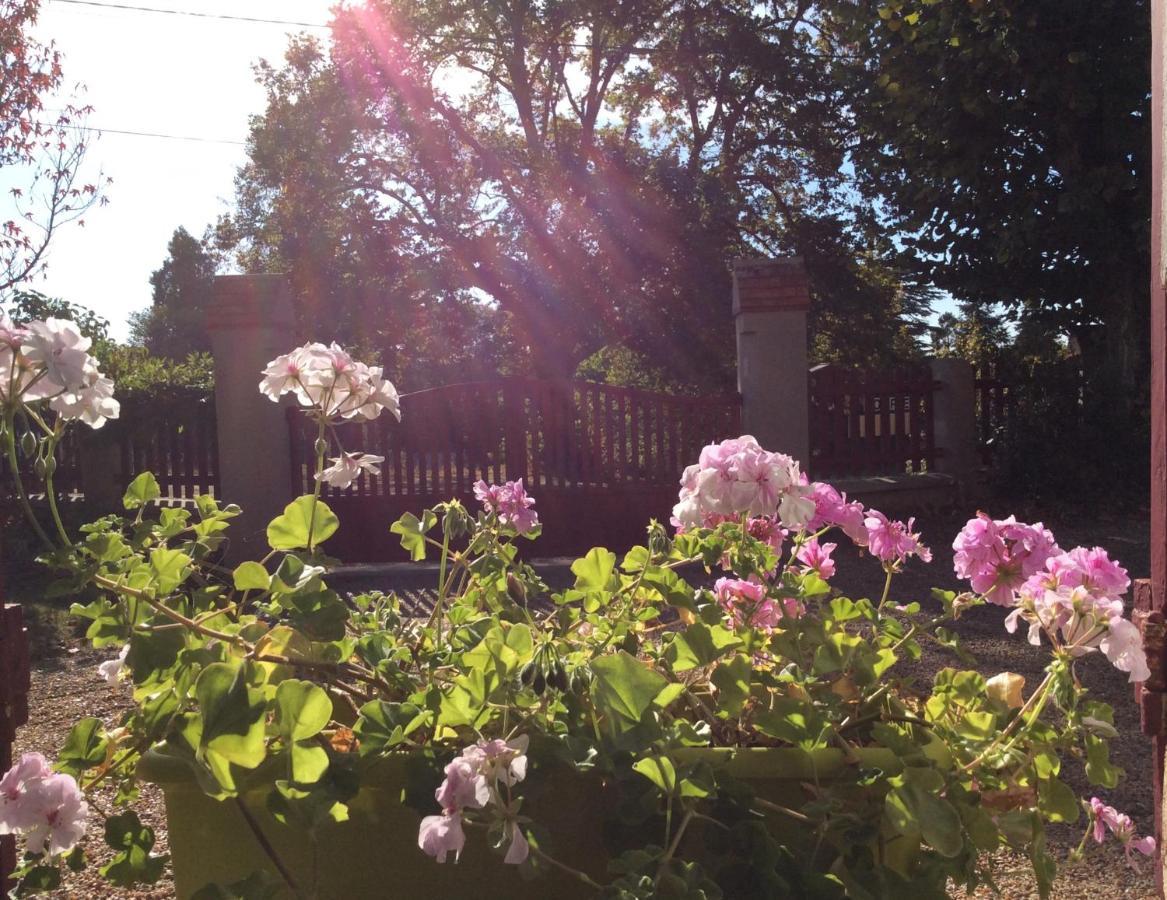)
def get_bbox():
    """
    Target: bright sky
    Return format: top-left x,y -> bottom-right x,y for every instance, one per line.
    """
18,0 -> 338,340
